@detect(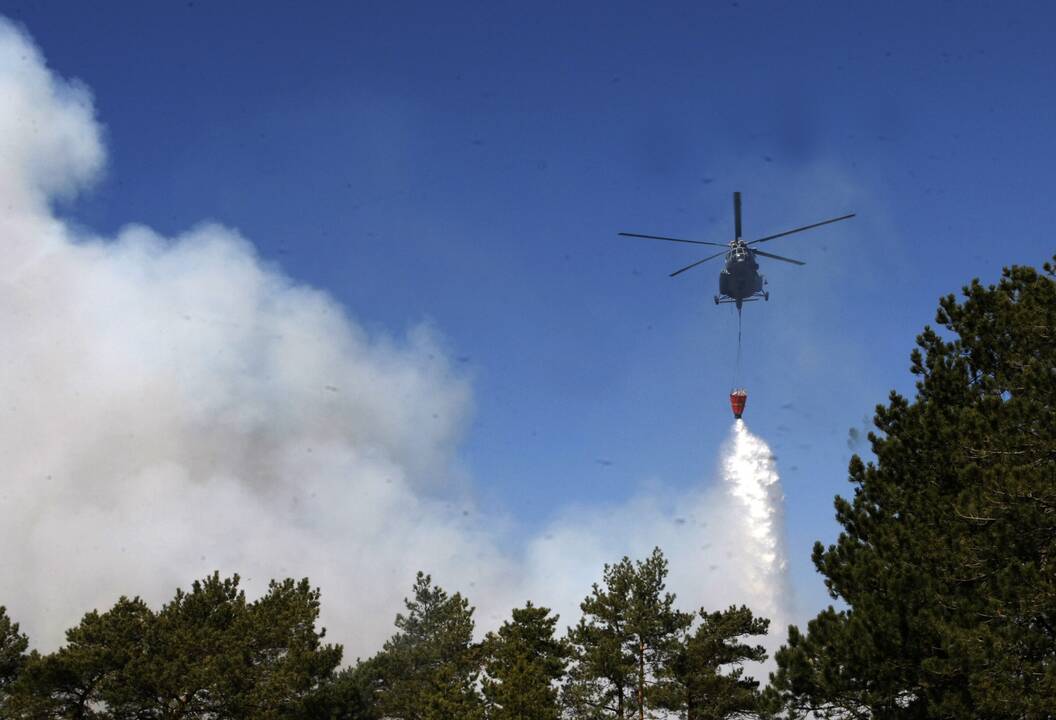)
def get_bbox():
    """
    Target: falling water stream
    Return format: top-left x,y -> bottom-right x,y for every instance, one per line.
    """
721,419 -> 790,624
